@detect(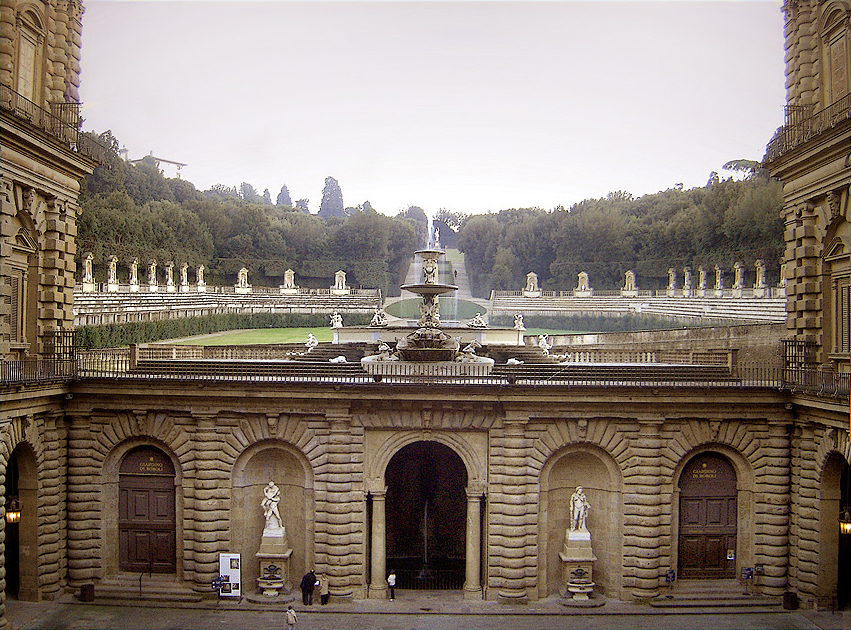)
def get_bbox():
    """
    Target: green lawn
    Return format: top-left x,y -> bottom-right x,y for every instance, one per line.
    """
176,327 -> 332,346
173,326 -> 578,346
